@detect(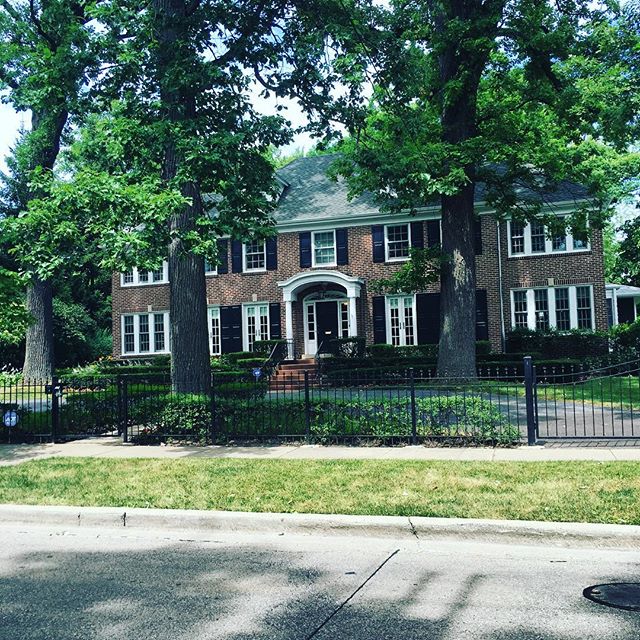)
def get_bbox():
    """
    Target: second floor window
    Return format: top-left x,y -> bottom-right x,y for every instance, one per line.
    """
121,263 -> 168,287
385,224 -> 411,261
243,240 -> 266,272
312,231 -> 336,266
508,217 -> 589,257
